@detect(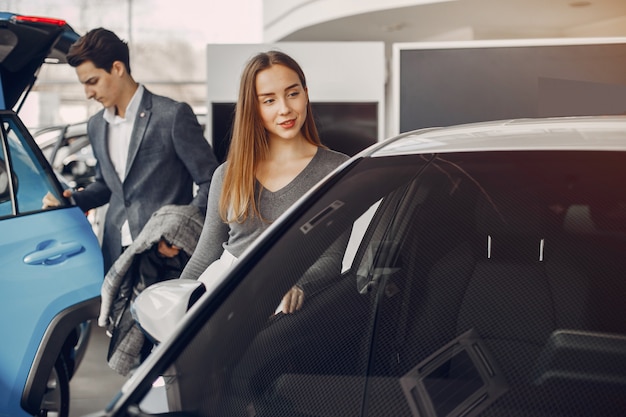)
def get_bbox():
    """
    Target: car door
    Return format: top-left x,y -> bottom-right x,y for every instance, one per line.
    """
0,111 -> 103,417
95,152 -> 431,417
